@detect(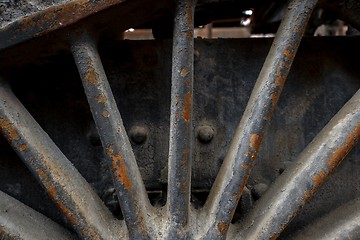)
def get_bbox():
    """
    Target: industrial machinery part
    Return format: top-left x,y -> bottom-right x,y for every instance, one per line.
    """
0,0 -> 359,239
